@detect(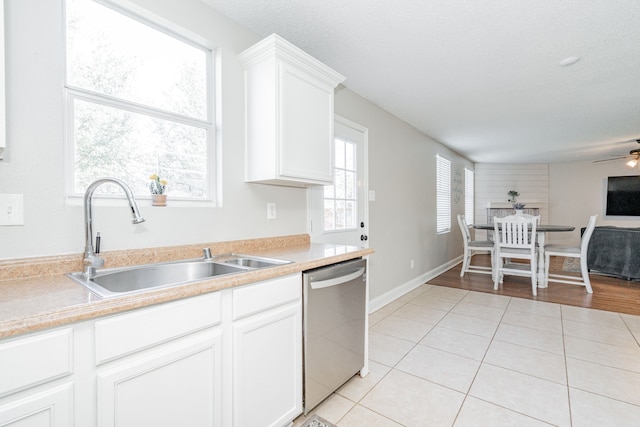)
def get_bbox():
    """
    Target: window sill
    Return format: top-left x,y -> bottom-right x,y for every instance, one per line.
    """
65,196 -> 218,208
